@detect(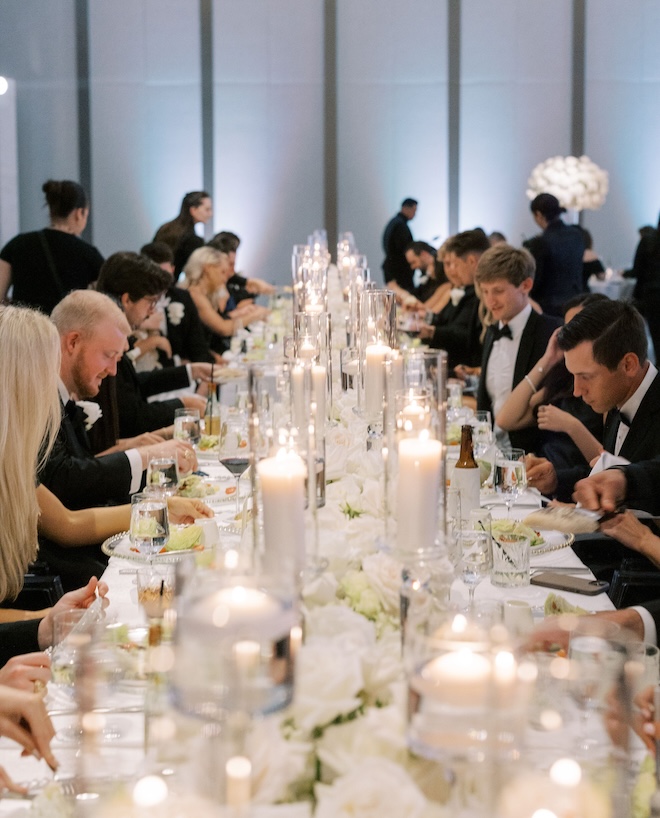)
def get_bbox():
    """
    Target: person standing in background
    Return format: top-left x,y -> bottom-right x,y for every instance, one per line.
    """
382,197 -> 418,297
153,191 -> 213,276
0,180 -> 103,314
524,192 -> 585,317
